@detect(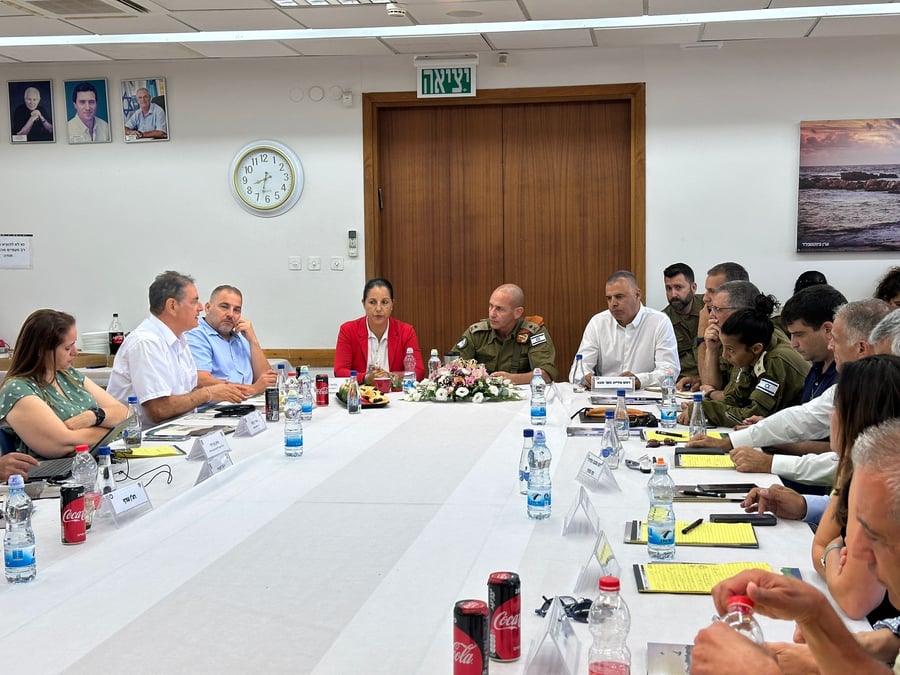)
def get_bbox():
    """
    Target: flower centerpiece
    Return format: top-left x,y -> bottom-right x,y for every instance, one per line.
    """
407,358 -> 521,403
